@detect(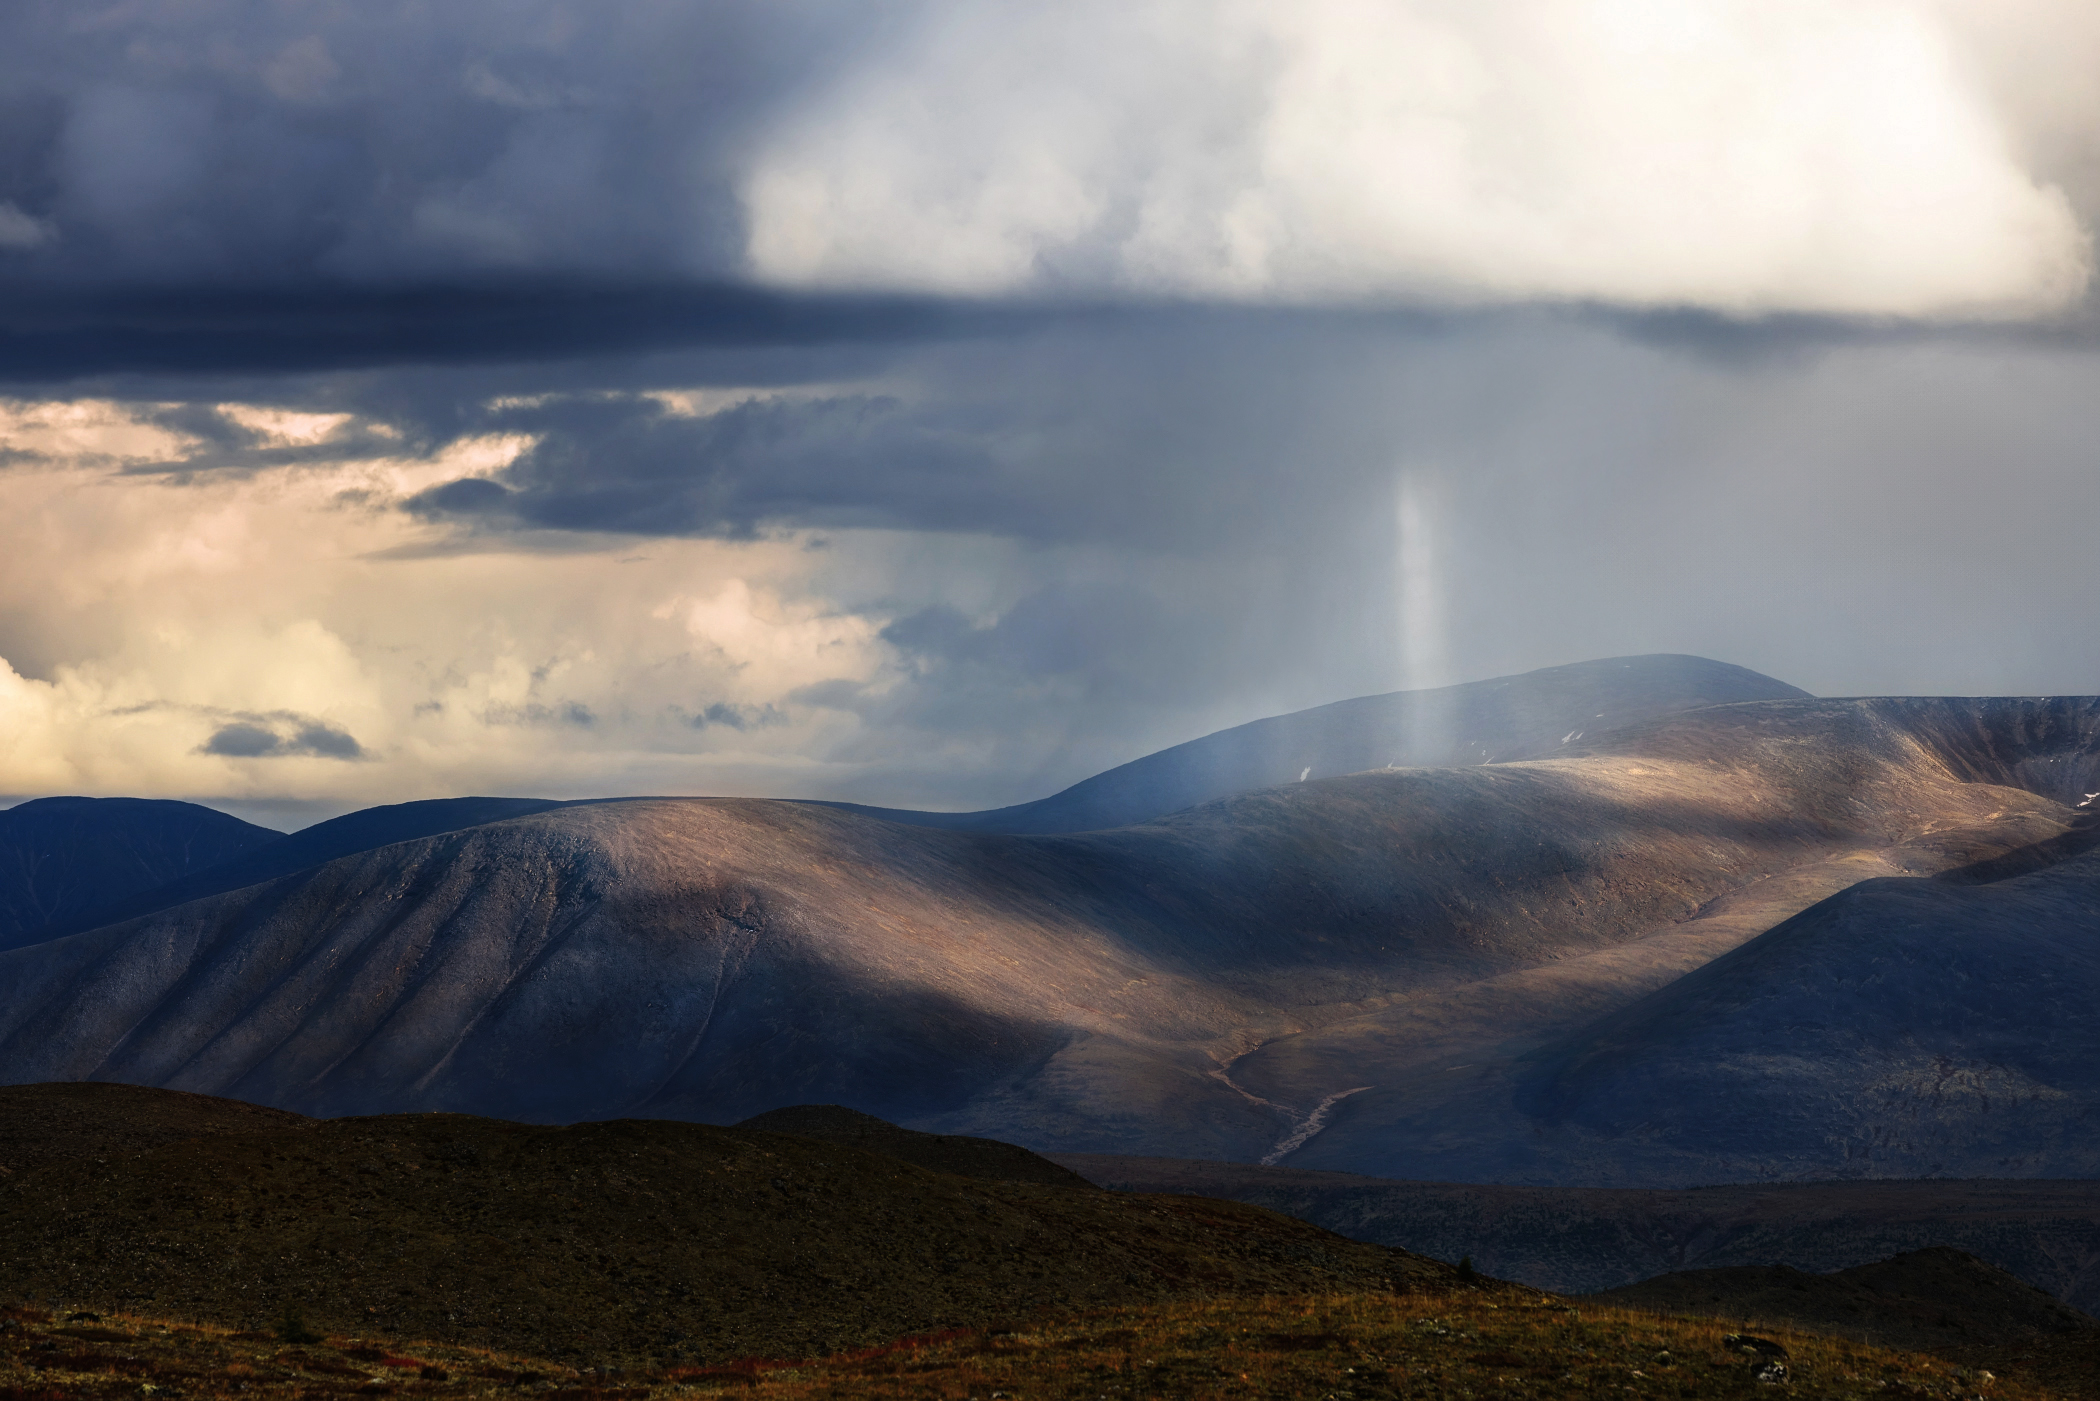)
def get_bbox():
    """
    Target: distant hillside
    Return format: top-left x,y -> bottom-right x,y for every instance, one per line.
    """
1511,841 -> 2100,1183
822,653 -> 1809,832
1583,1247 -> 2093,1355
32,796 -> 568,941
5,684 -> 2098,1182
1235,695 -> 2100,1183
0,797 -> 280,954
1056,1156 -> 2100,1314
